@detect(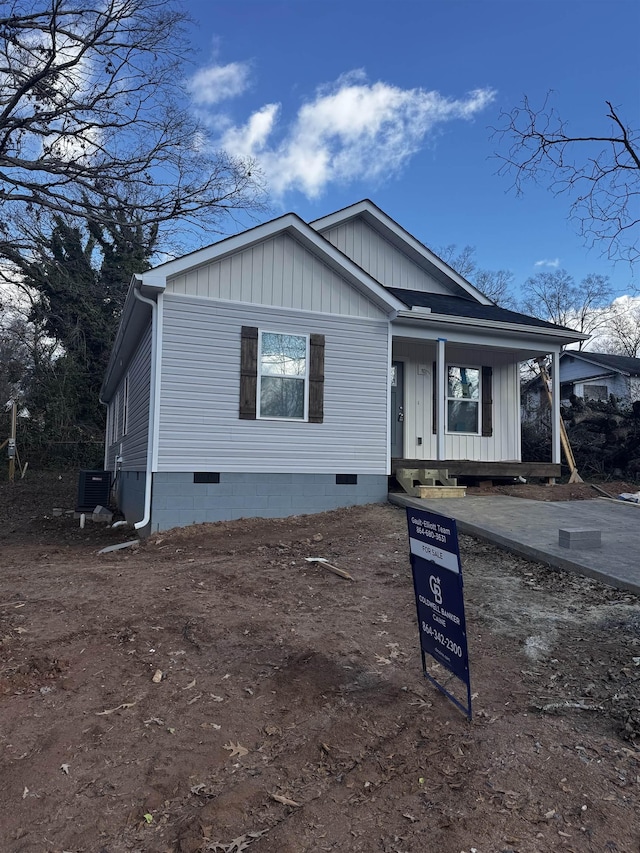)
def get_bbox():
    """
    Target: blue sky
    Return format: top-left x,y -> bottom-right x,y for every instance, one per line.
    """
184,0 -> 639,299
